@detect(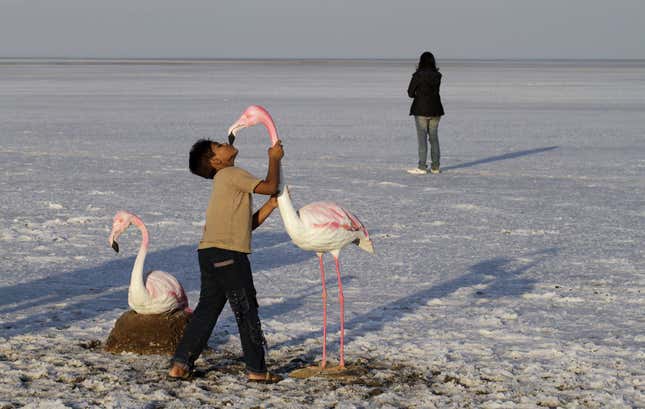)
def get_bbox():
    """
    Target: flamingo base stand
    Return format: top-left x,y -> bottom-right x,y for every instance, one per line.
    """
289,363 -> 367,380
104,309 -> 190,355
